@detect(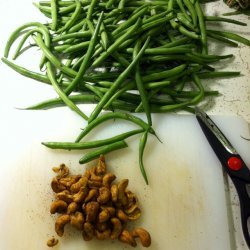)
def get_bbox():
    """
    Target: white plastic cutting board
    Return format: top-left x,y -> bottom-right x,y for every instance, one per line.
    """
0,108 -> 249,250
